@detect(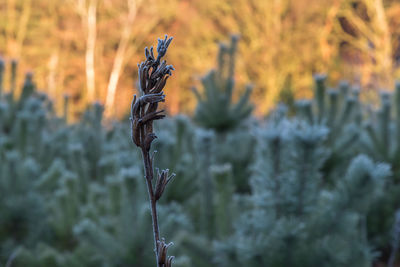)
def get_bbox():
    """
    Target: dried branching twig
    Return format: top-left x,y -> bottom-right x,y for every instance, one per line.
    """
130,35 -> 175,267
